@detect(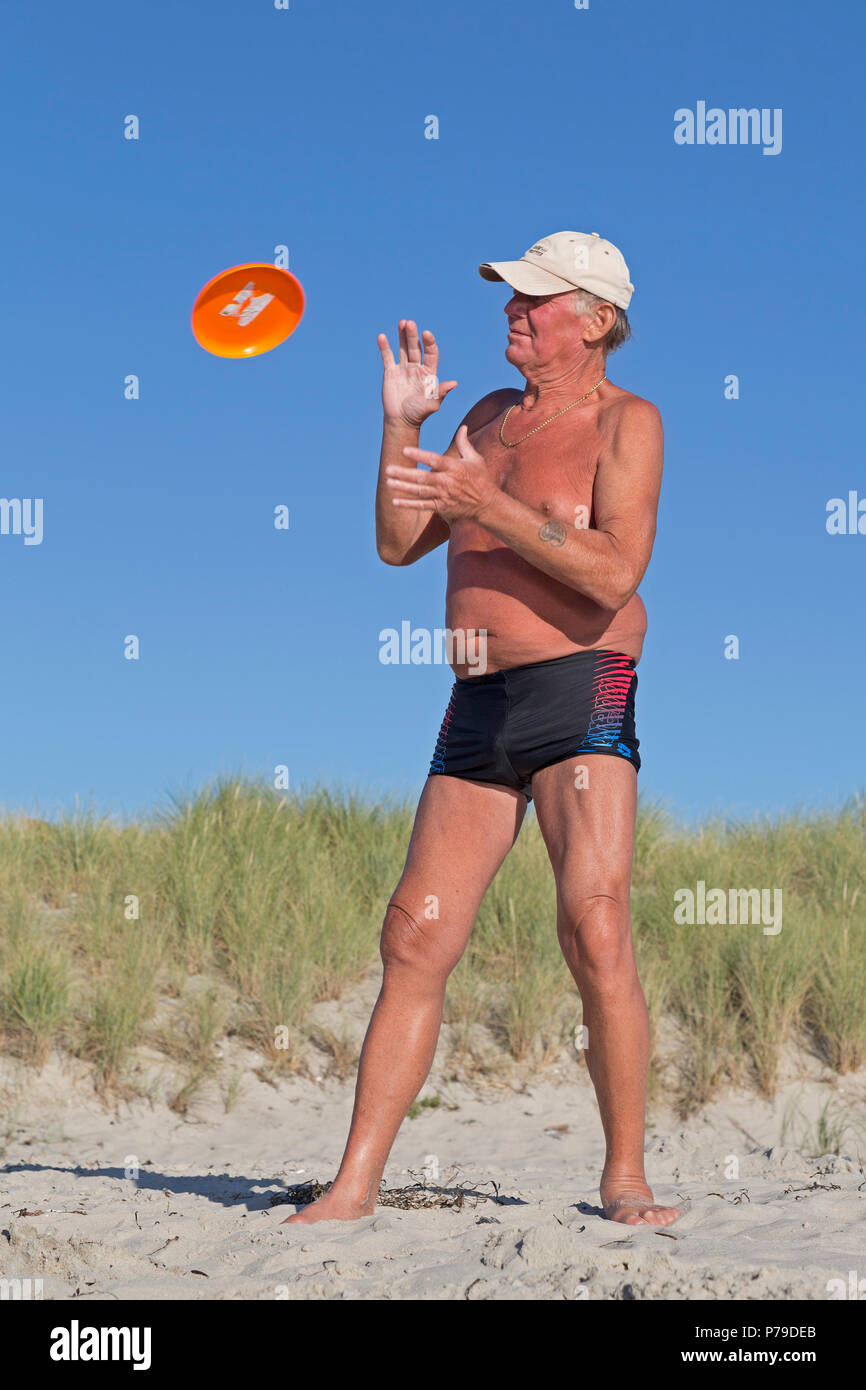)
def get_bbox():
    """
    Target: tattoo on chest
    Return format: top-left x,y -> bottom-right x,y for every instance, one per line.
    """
538,520 -> 566,547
